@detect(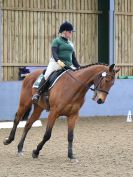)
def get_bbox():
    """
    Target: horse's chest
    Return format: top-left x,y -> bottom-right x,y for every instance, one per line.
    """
64,103 -> 81,113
